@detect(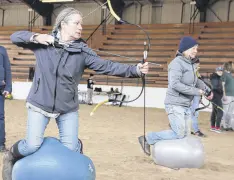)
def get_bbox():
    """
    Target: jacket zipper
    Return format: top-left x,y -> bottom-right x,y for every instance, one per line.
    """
192,63 -> 196,86
52,50 -> 65,112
